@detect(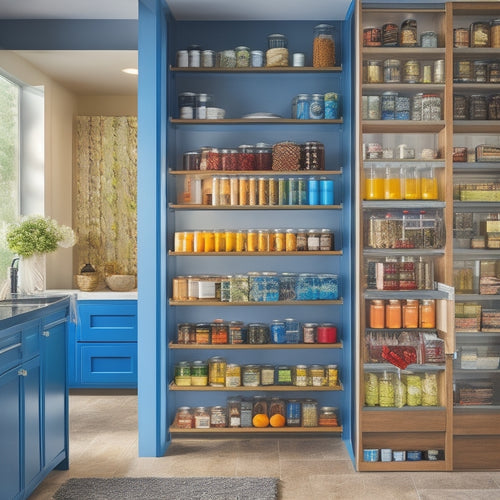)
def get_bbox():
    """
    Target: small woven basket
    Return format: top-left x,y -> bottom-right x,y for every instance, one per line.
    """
76,273 -> 99,292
